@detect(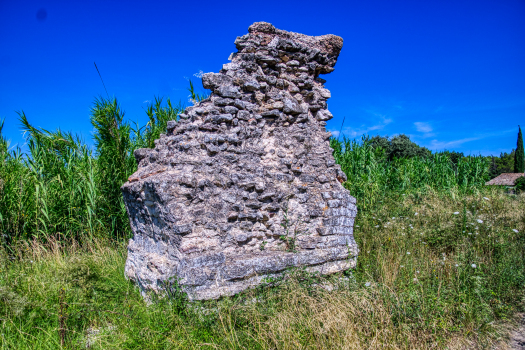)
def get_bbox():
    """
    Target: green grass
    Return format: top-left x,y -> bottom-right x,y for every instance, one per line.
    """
0,189 -> 523,349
